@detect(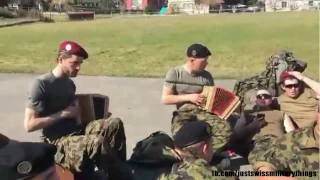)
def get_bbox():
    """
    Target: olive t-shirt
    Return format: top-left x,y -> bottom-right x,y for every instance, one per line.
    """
278,86 -> 318,128
164,65 -> 214,109
26,72 -> 82,140
251,110 -> 285,140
